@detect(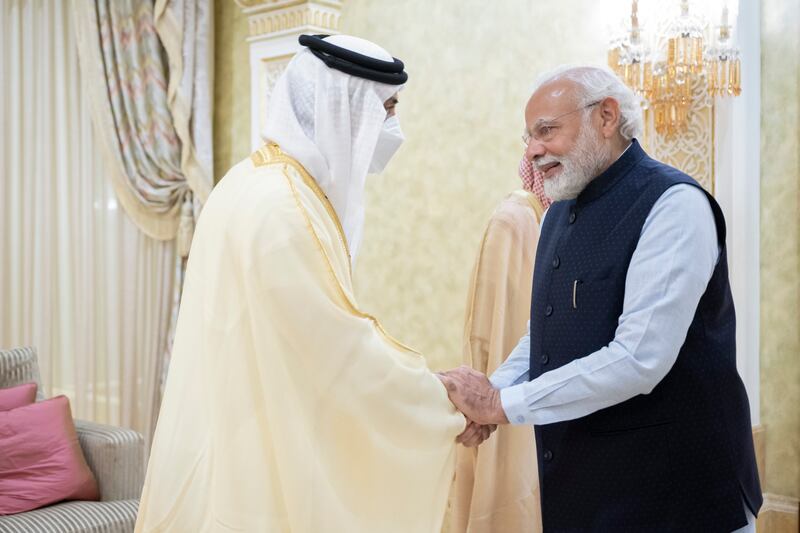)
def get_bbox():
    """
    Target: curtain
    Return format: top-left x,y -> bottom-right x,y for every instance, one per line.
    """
71,0 -> 213,255
155,0 -> 215,213
0,0 -> 176,441
71,0 -> 214,394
